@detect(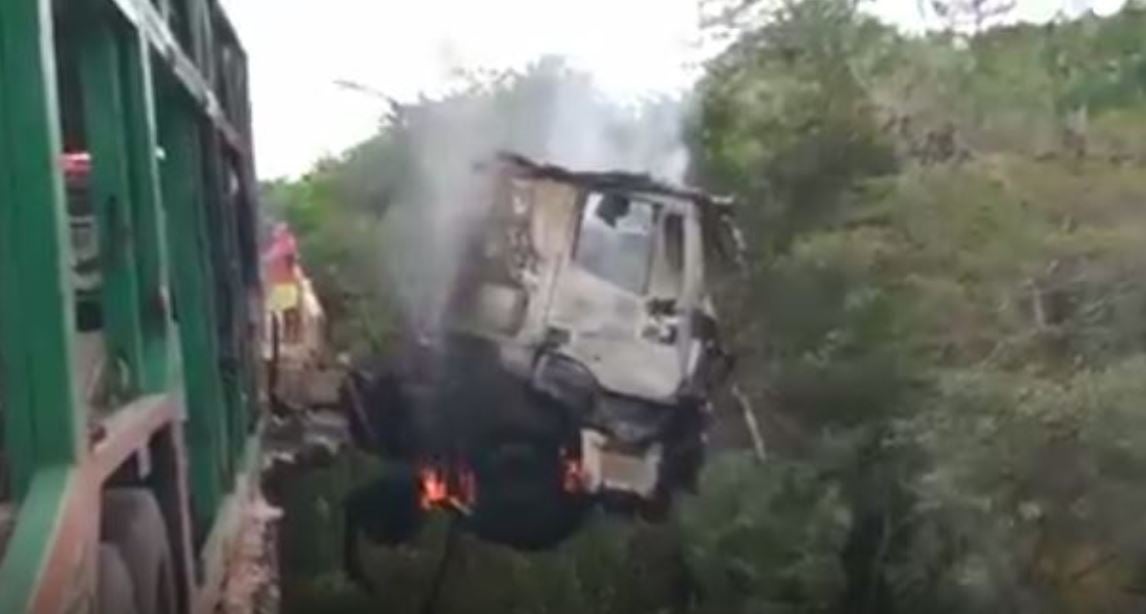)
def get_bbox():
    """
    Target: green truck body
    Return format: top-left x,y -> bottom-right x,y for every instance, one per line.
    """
0,0 -> 263,611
